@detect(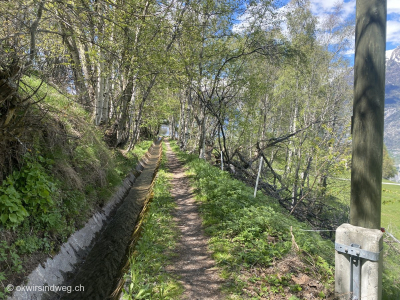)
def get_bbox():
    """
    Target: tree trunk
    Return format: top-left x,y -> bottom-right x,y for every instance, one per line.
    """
127,98 -> 145,150
78,42 -> 96,109
94,48 -> 105,125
